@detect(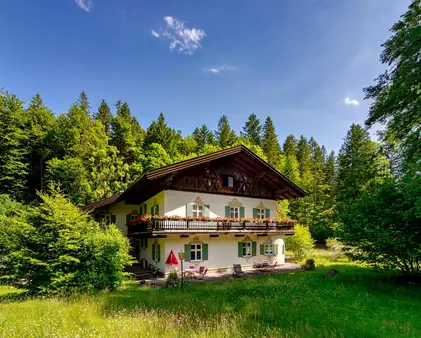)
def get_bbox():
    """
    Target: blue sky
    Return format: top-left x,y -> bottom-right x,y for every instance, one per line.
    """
0,0 -> 410,152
